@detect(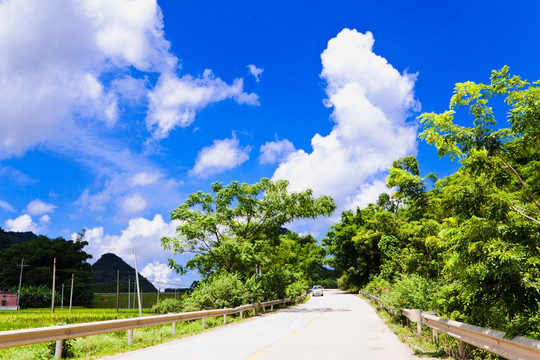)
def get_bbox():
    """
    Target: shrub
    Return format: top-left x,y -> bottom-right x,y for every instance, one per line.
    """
182,273 -> 259,312
383,274 -> 437,311
152,298 -> 183,314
